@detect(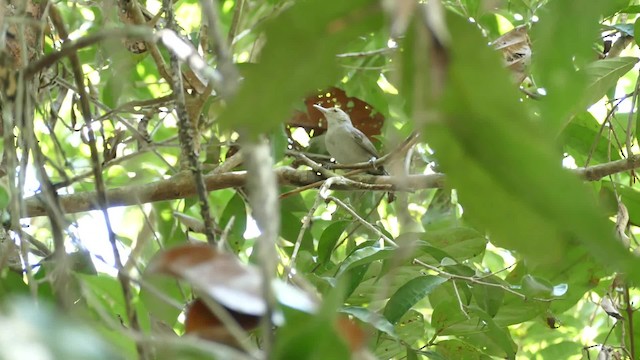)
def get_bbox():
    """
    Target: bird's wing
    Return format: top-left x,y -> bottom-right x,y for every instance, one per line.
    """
352,128 -> 380,158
